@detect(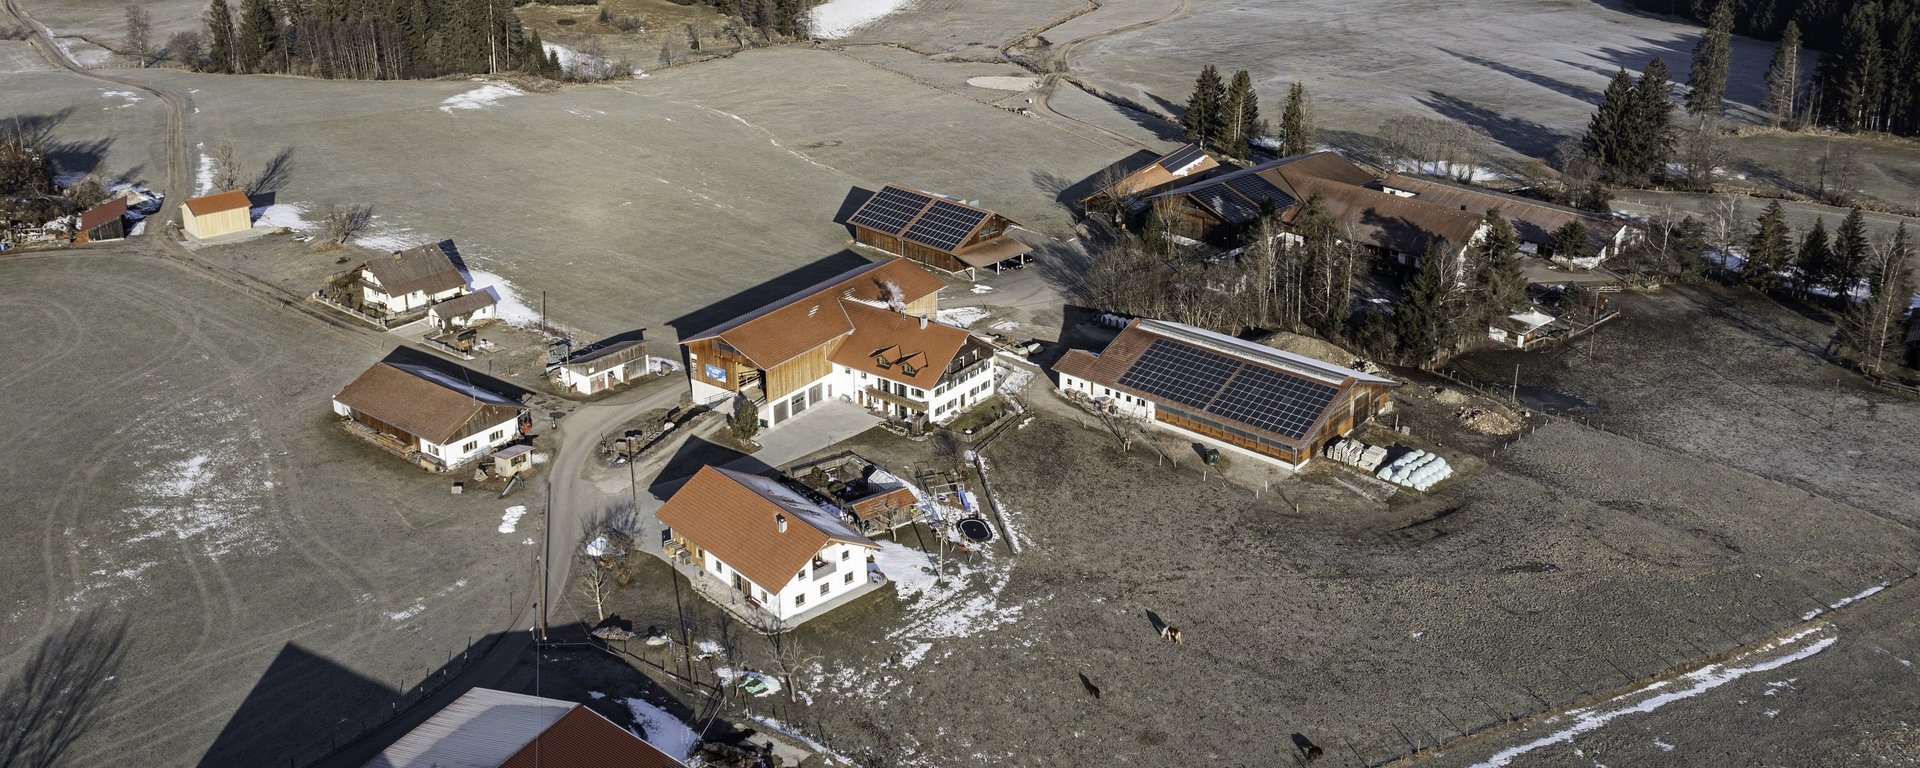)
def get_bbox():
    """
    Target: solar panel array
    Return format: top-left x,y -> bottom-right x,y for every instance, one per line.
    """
903,200 -> 989,252
1222,173 -> 1294,214
1116,339 -> 1339,441
849,187 -> 934,235
1118,339 -> 1239,410
1158,144 -> 1206,172
1195,184 -> 1260,224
